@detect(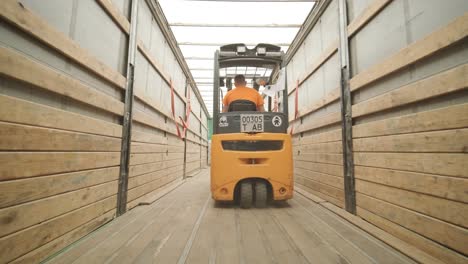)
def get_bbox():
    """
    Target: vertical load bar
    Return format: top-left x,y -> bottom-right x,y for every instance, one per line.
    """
338,0 -> 356,214
117,0 -> 139,216
282,68 -> 289,126
213,51 -> 220,134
